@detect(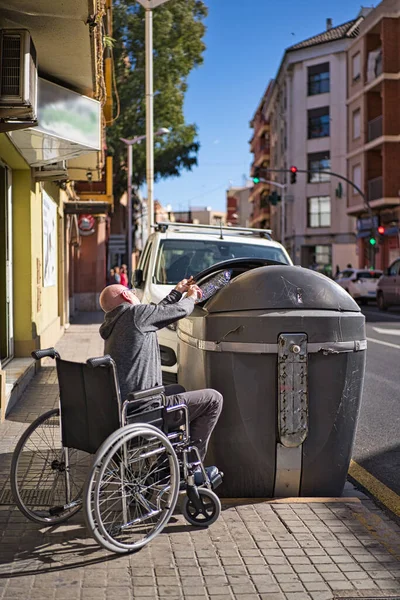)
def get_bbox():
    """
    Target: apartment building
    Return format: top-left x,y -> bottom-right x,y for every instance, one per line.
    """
250,13 -> 371,272
249,81 -> 273,230
346,0 -> 400,269
226,186 -> 252,227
